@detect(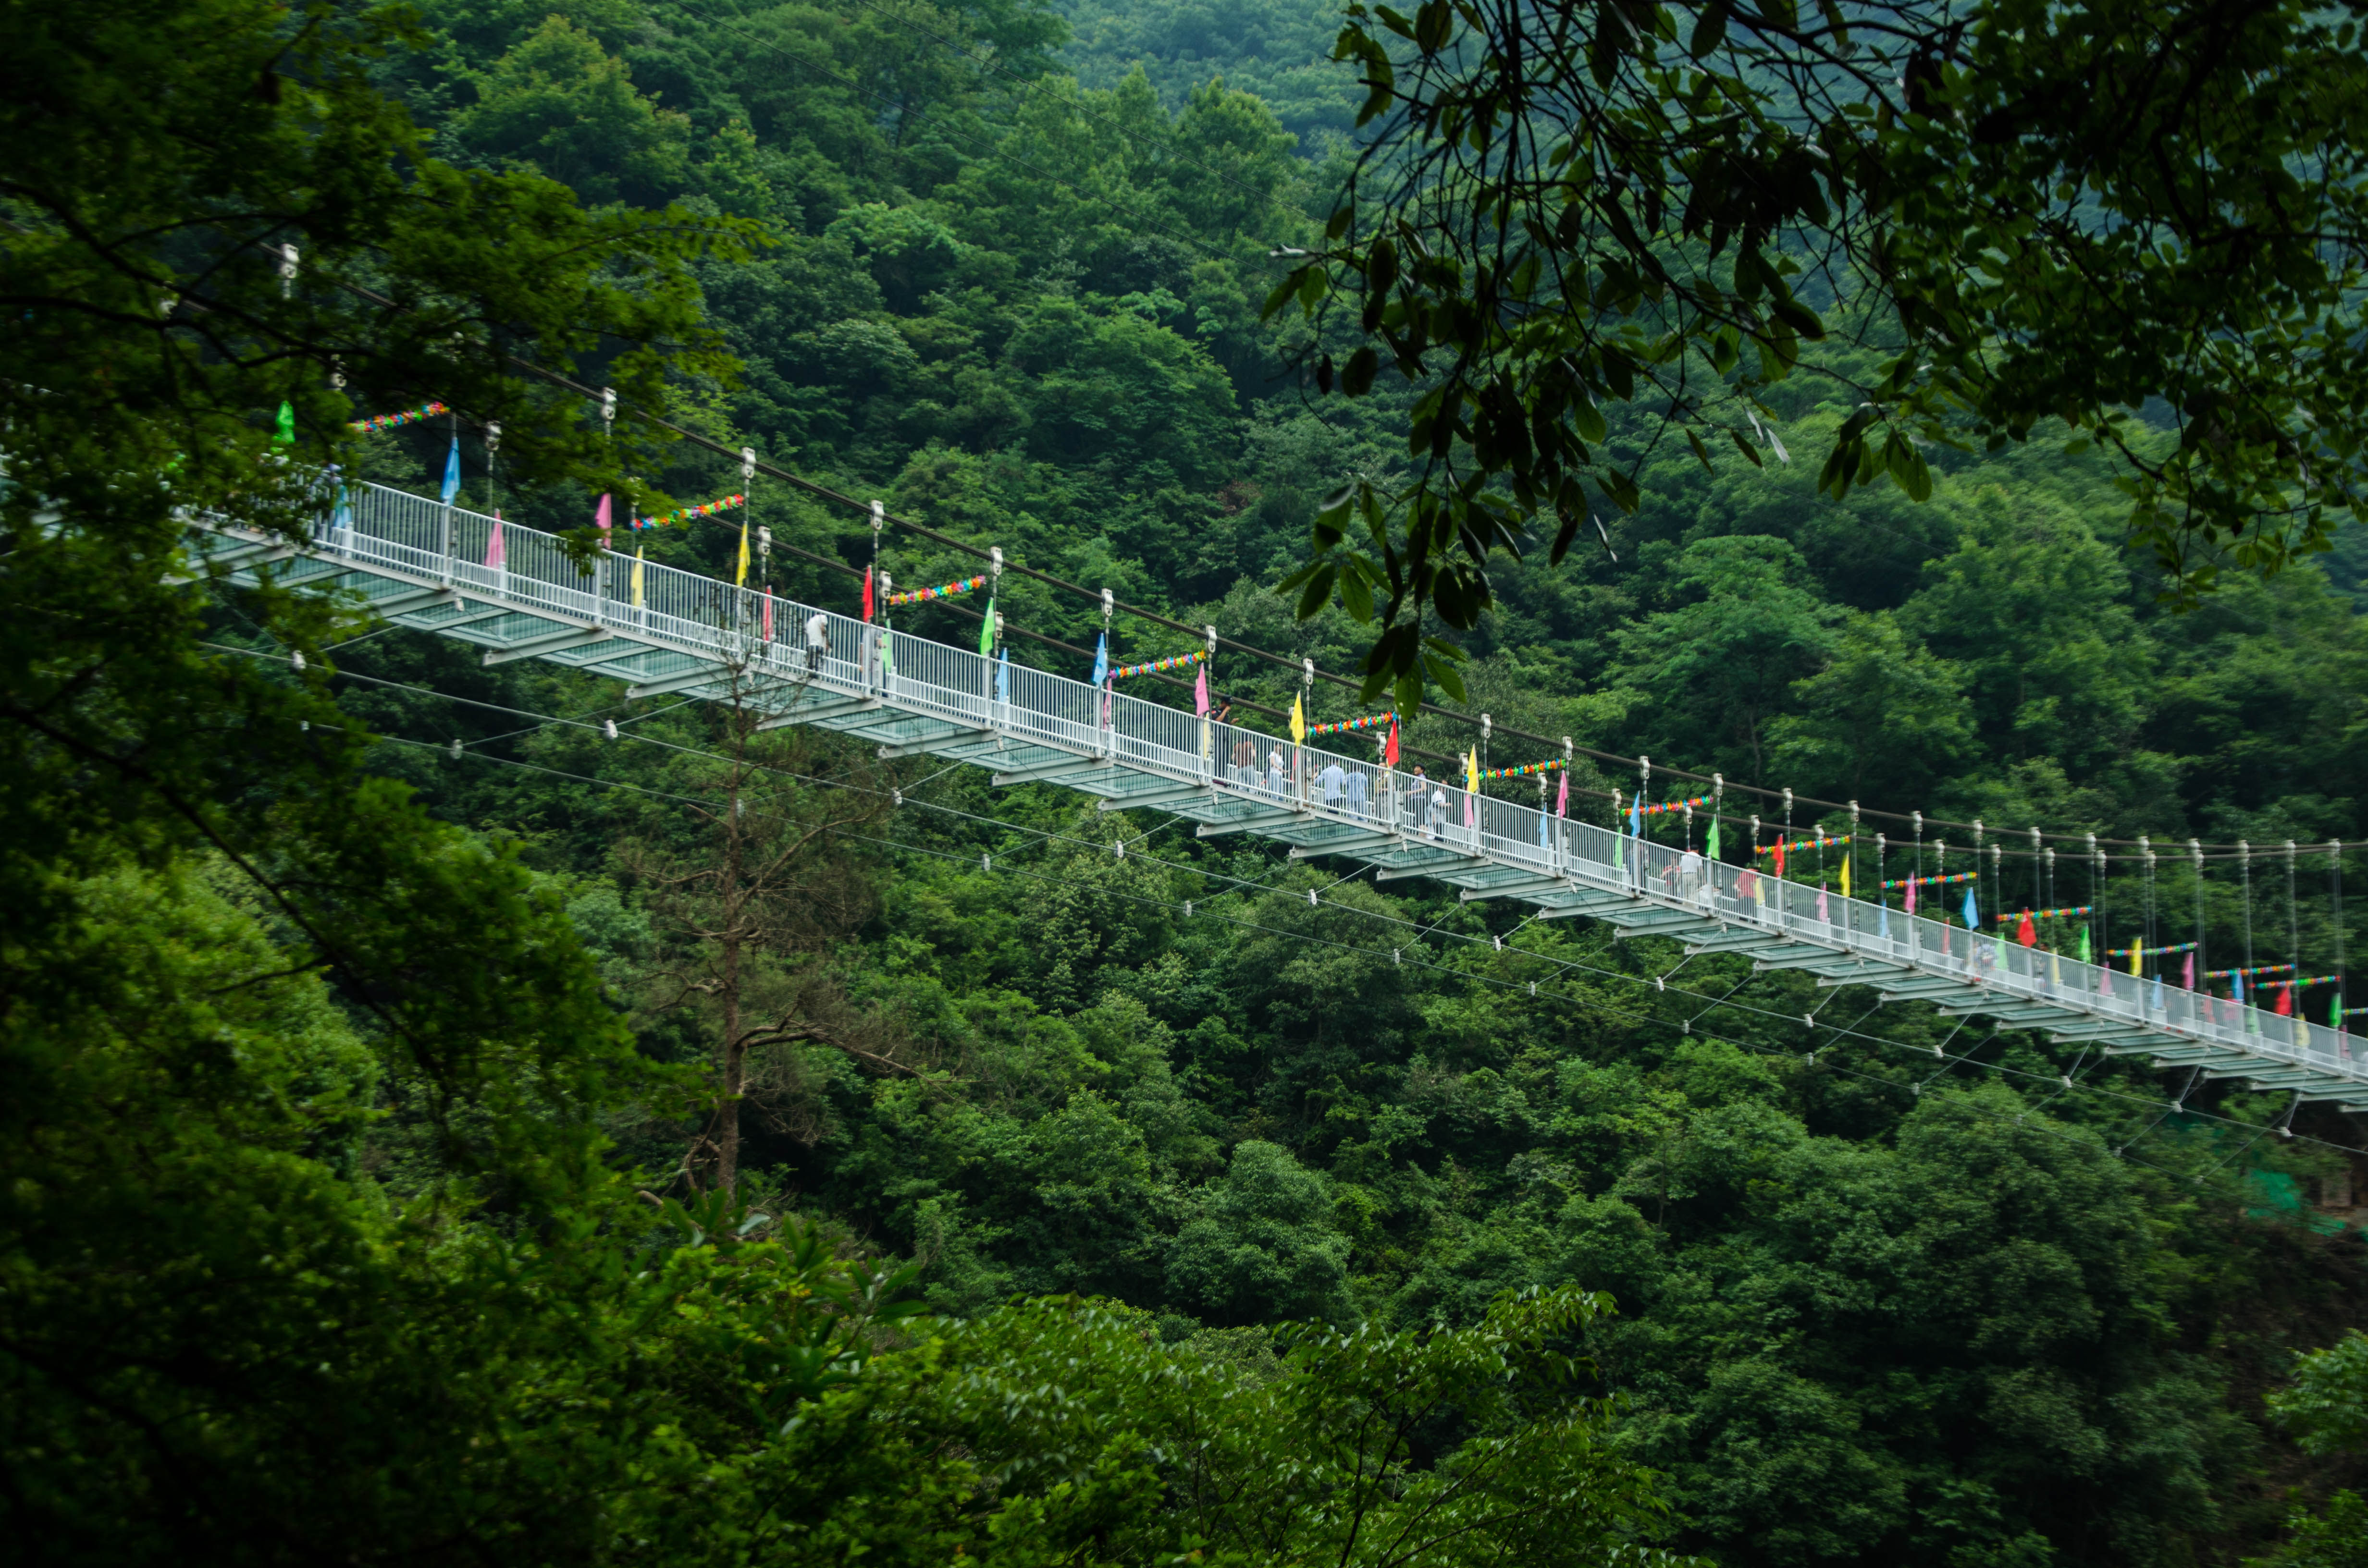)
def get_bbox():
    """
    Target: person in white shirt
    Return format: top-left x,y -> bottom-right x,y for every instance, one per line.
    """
1266,748 -> 1284,797
1429,785 -> 1448,839
802,609 -> 829,676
